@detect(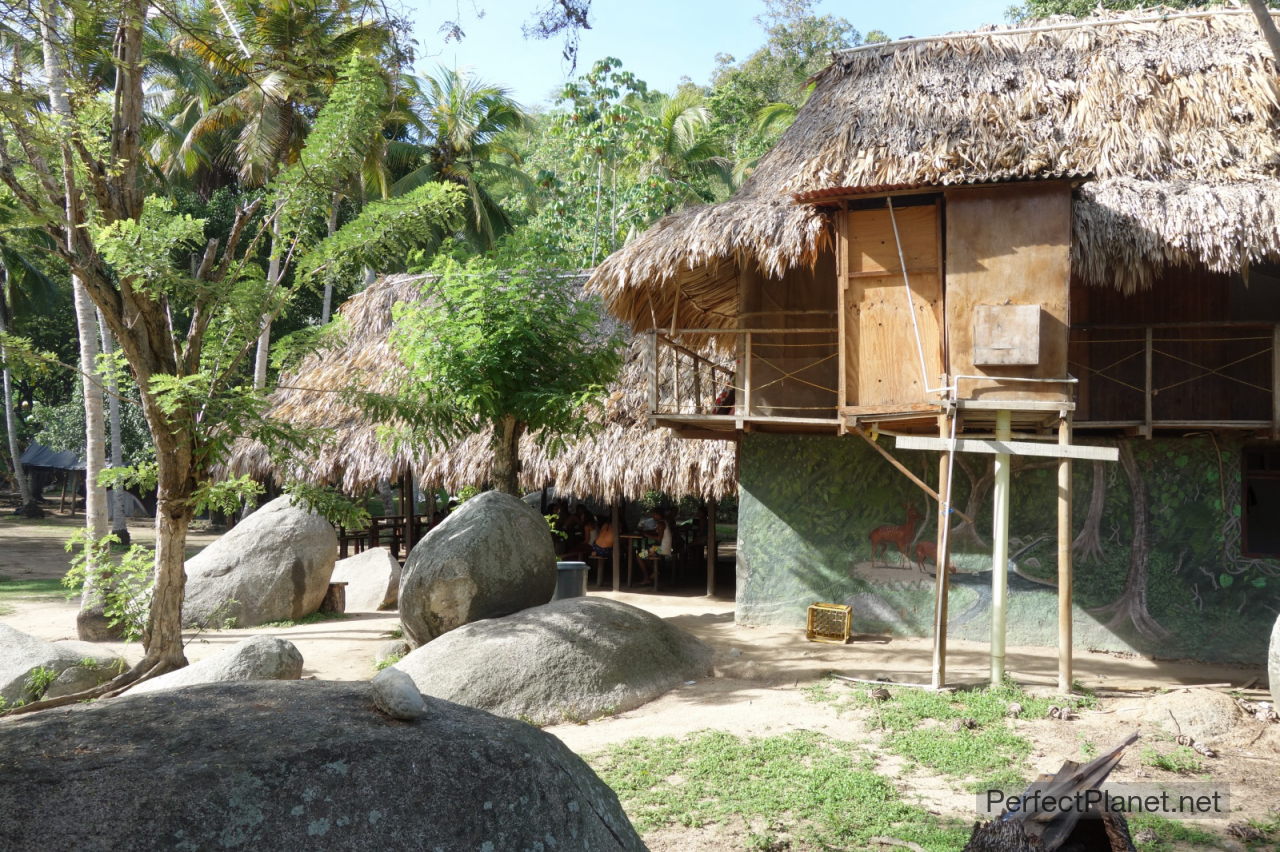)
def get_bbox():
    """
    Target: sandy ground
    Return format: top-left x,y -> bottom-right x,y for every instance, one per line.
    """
3,513 -> 1278,849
